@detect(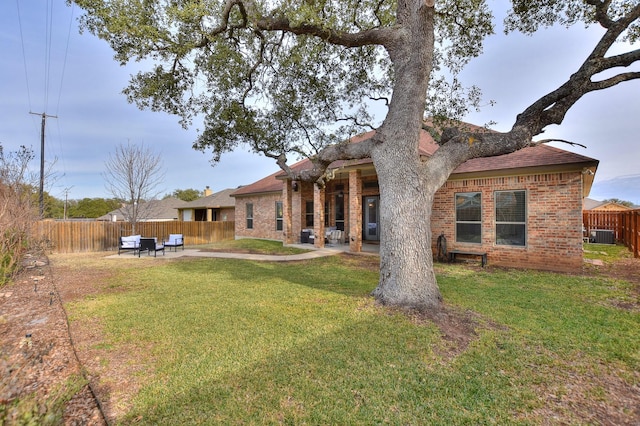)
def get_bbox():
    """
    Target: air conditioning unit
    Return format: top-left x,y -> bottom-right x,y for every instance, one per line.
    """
590,229 -> 615,244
